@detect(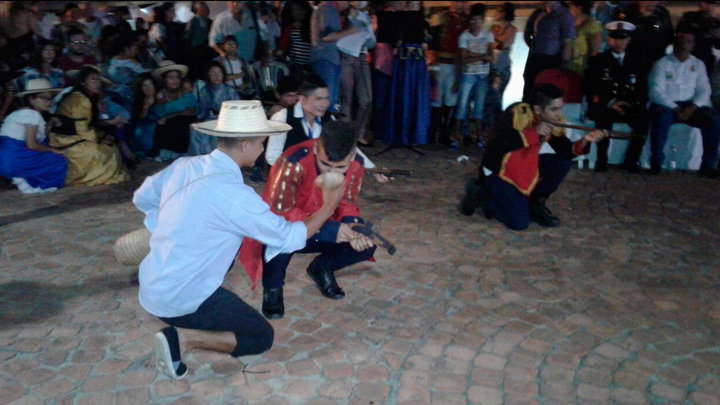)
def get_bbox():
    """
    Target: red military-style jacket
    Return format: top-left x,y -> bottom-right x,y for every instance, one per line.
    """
239,139 -> 367,288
